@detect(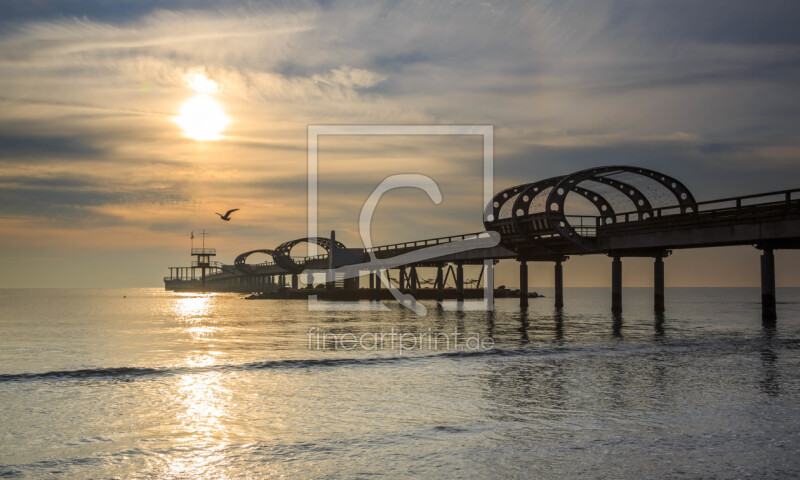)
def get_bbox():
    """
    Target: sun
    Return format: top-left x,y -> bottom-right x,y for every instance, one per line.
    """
174,73 -> 229,141
175,94 -> 230,141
